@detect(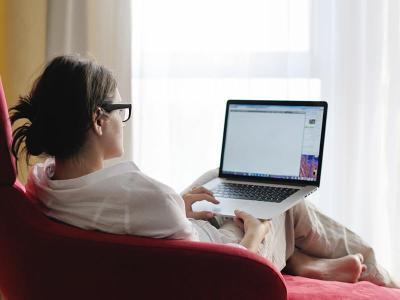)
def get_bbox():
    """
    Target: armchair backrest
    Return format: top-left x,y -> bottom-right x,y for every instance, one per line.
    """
0,78 -> 287,300
0,78 -> 16,186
